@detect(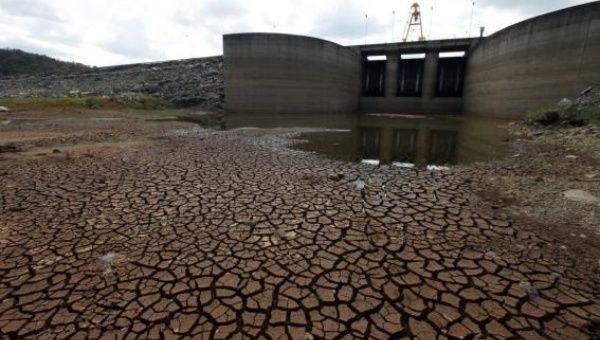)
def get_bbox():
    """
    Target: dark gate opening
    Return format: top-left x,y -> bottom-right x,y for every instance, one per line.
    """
398,59 -> 424,97
436,57 -> 466,97
362,60 -> 386,97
